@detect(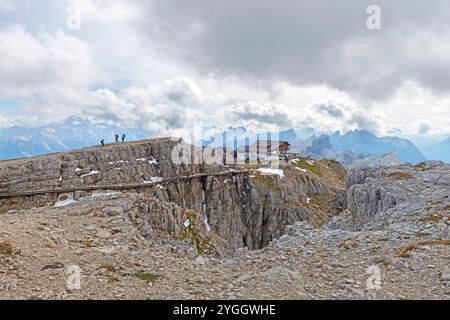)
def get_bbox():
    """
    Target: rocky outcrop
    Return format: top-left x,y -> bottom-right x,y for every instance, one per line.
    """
0,138 -> 347,254
1,150 -> 449,300
133,164 -> 345,254
0,138 -> 198,194
343,161 -> 450,229
345,167 -> 380,188
346,183 -> 397,226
